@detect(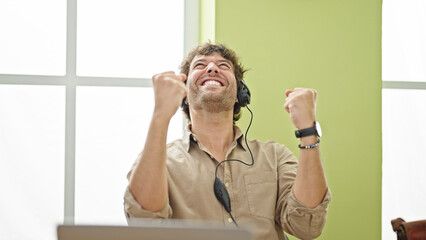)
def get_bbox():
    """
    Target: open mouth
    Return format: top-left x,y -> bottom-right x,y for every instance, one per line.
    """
201,79 -> 224,86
